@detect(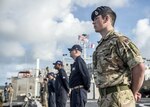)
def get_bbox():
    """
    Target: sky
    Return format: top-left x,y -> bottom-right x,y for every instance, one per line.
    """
0,0 -> 150,85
